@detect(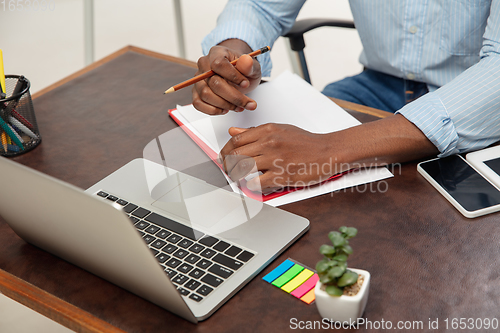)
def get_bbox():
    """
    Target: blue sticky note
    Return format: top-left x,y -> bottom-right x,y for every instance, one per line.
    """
262,259 -> 295,283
